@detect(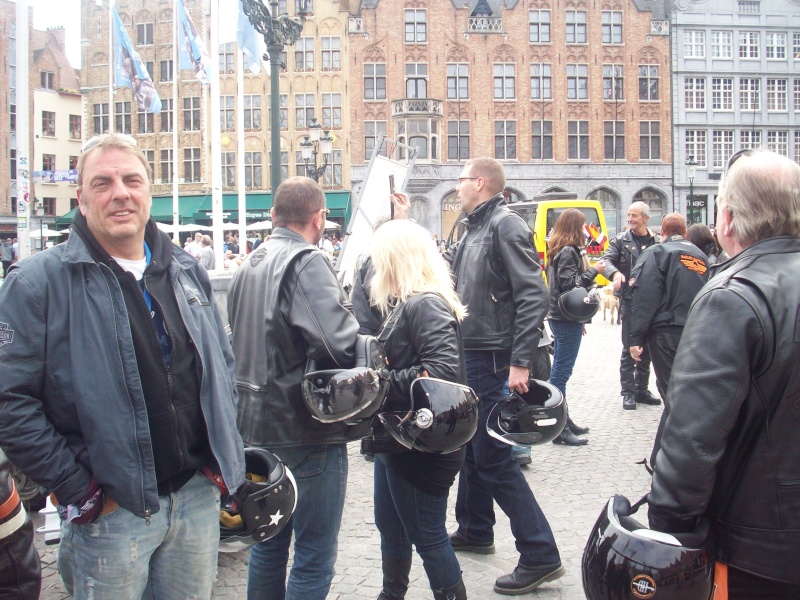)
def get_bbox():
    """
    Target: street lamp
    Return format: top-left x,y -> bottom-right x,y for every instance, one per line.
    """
299,118 -> 333,182
685,155 -> 697,217
241,0 -> 308,193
